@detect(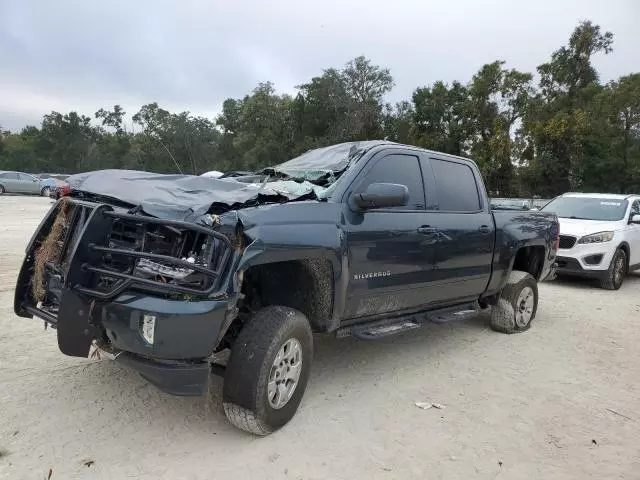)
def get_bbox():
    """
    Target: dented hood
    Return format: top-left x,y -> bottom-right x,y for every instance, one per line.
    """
65,141 -> 392,223
65,169 -> 320,222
